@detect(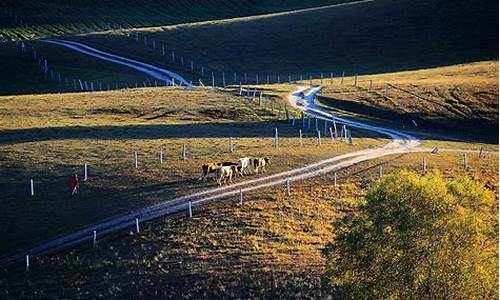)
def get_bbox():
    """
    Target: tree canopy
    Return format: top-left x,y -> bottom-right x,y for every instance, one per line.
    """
323,171 -> 498,299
